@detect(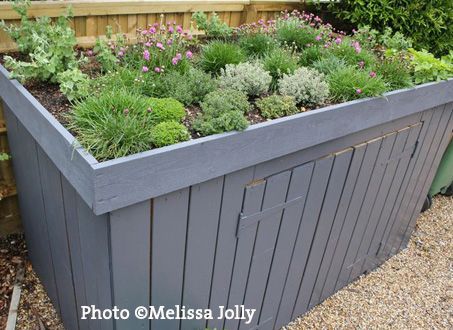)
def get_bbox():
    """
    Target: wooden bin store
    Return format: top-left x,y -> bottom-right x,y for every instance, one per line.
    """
1,64 -> 452,330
